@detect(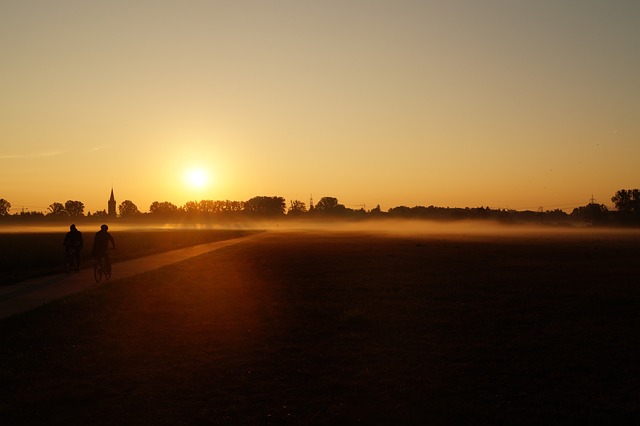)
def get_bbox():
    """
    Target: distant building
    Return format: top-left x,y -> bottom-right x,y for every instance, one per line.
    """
108,188 -> 116,217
